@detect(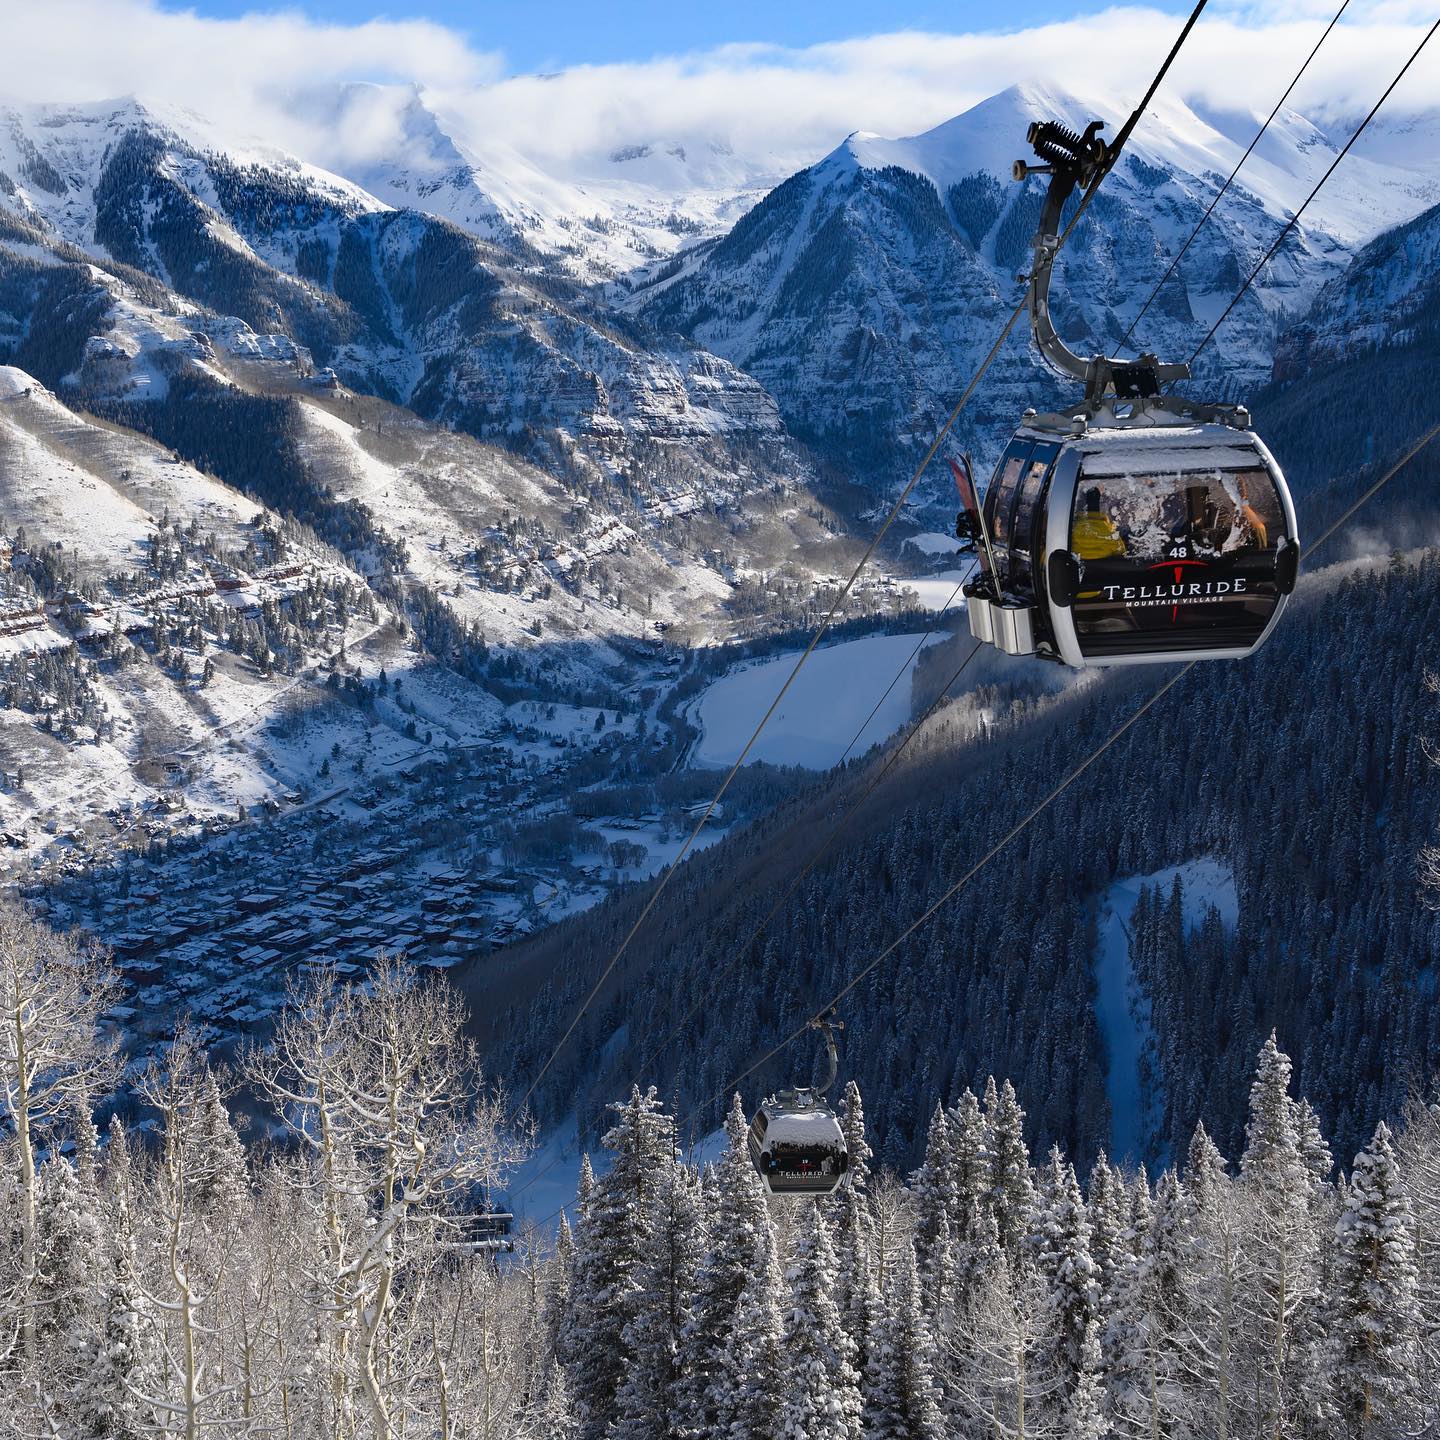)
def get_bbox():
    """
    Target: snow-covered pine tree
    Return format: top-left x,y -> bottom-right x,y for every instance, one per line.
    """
987,1078 -> 1037,1260
1107,1170 -> 1191,1439
779,1201 -> 863,1440
1070,1318 -> 1110,1440
830,1081 -> 880,1381
612,1162 -> 702,1440
530,1361 -> 580,1440
1332,1121 -> 1421,1436
865,1245 -> 944,1440
31,1154 -> 107,1426
71,1103 -> 100,1193
1296,1098 -> 1335,1192
567,1087 -> 676,1440
1178,1121 -> 1245,1440
910,1102 -> 955,1321
74,1187 -> 162,1440
1105,1177 -> 1153,1437
1185,1121 -> 1226,1218
1028,1146 -> 1104,1435
191,1071 -> 248,1216
680,1094 -> 781,1440
726,1211 -> 787,1440
944,1086 -> 993,1307
1237,1033 -> 1328,1439
1086,1153 -> 1127,1339
546,1211 -> 575,1366
557,1157 -> 594,1372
